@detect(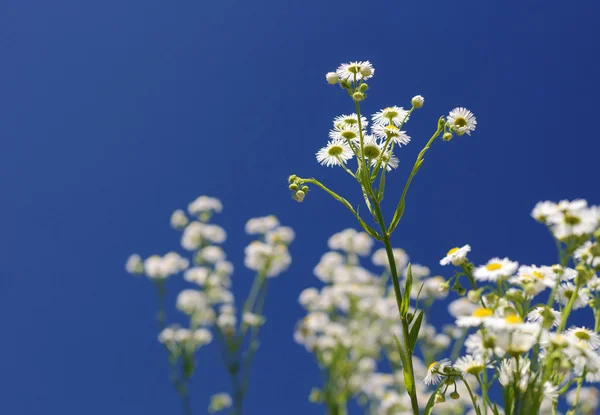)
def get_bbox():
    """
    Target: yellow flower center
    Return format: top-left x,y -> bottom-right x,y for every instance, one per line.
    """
386,125 -> 399,132
428,361 -> 437,371
575,330 -> 591,341
466,365 -> 484,375
454,117 -> 468,128
341,131 -> 357,140
505,315 -> 523,324
532,271 -> 544,280
447,247 -> 460,256
327,145 -> 344,156
486,263 -> 502,271
564,214 -> 581,225
472,308 -> 493,318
